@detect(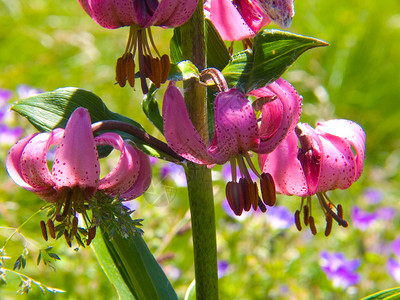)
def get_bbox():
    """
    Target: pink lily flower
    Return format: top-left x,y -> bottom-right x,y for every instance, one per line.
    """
205,0 -> 294,41
259,120 -> 366,235
78,0 -> 199,93
78,0 -> 198,29
163,78 -> 302,215
6,107 -> 151,245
